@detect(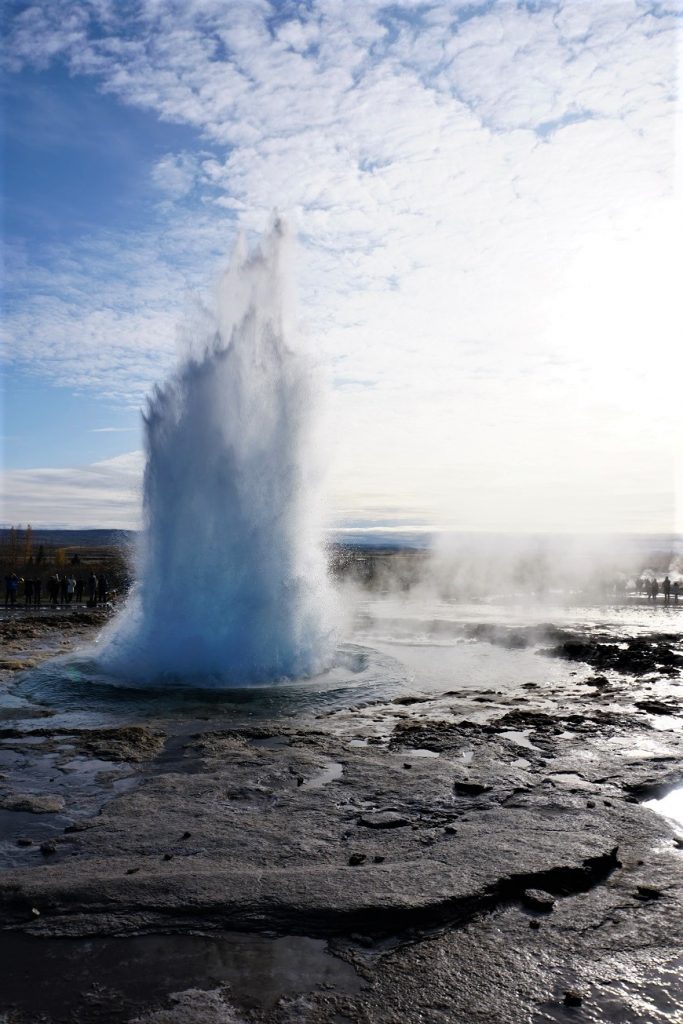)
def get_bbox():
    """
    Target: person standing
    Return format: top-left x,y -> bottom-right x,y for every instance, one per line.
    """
673,581 -> 680,603
24,578 -> 33,607
651,578 -> 659,603
663,576 -> 672,605
75,577 -> 84,604
58,575 -> 68,606
33,578 -> 42,607
88,572 -> 98,606
66,575 -> 76,604
97,573 -> 108,604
